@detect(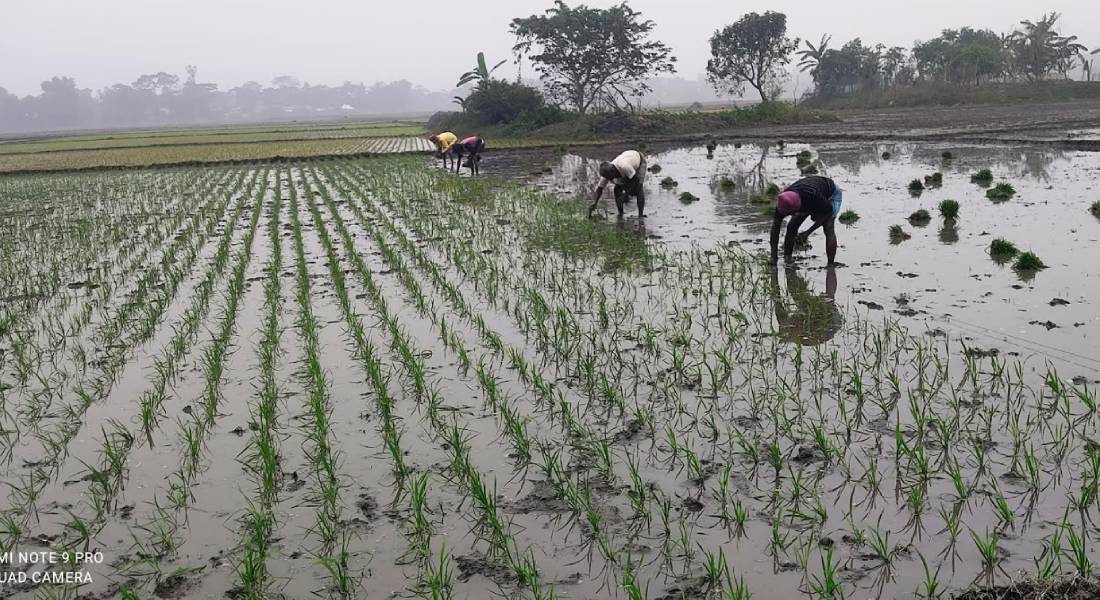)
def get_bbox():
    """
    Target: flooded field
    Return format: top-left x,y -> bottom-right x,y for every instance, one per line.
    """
0,150 -> 1098,600
516,141 -> 1100,381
